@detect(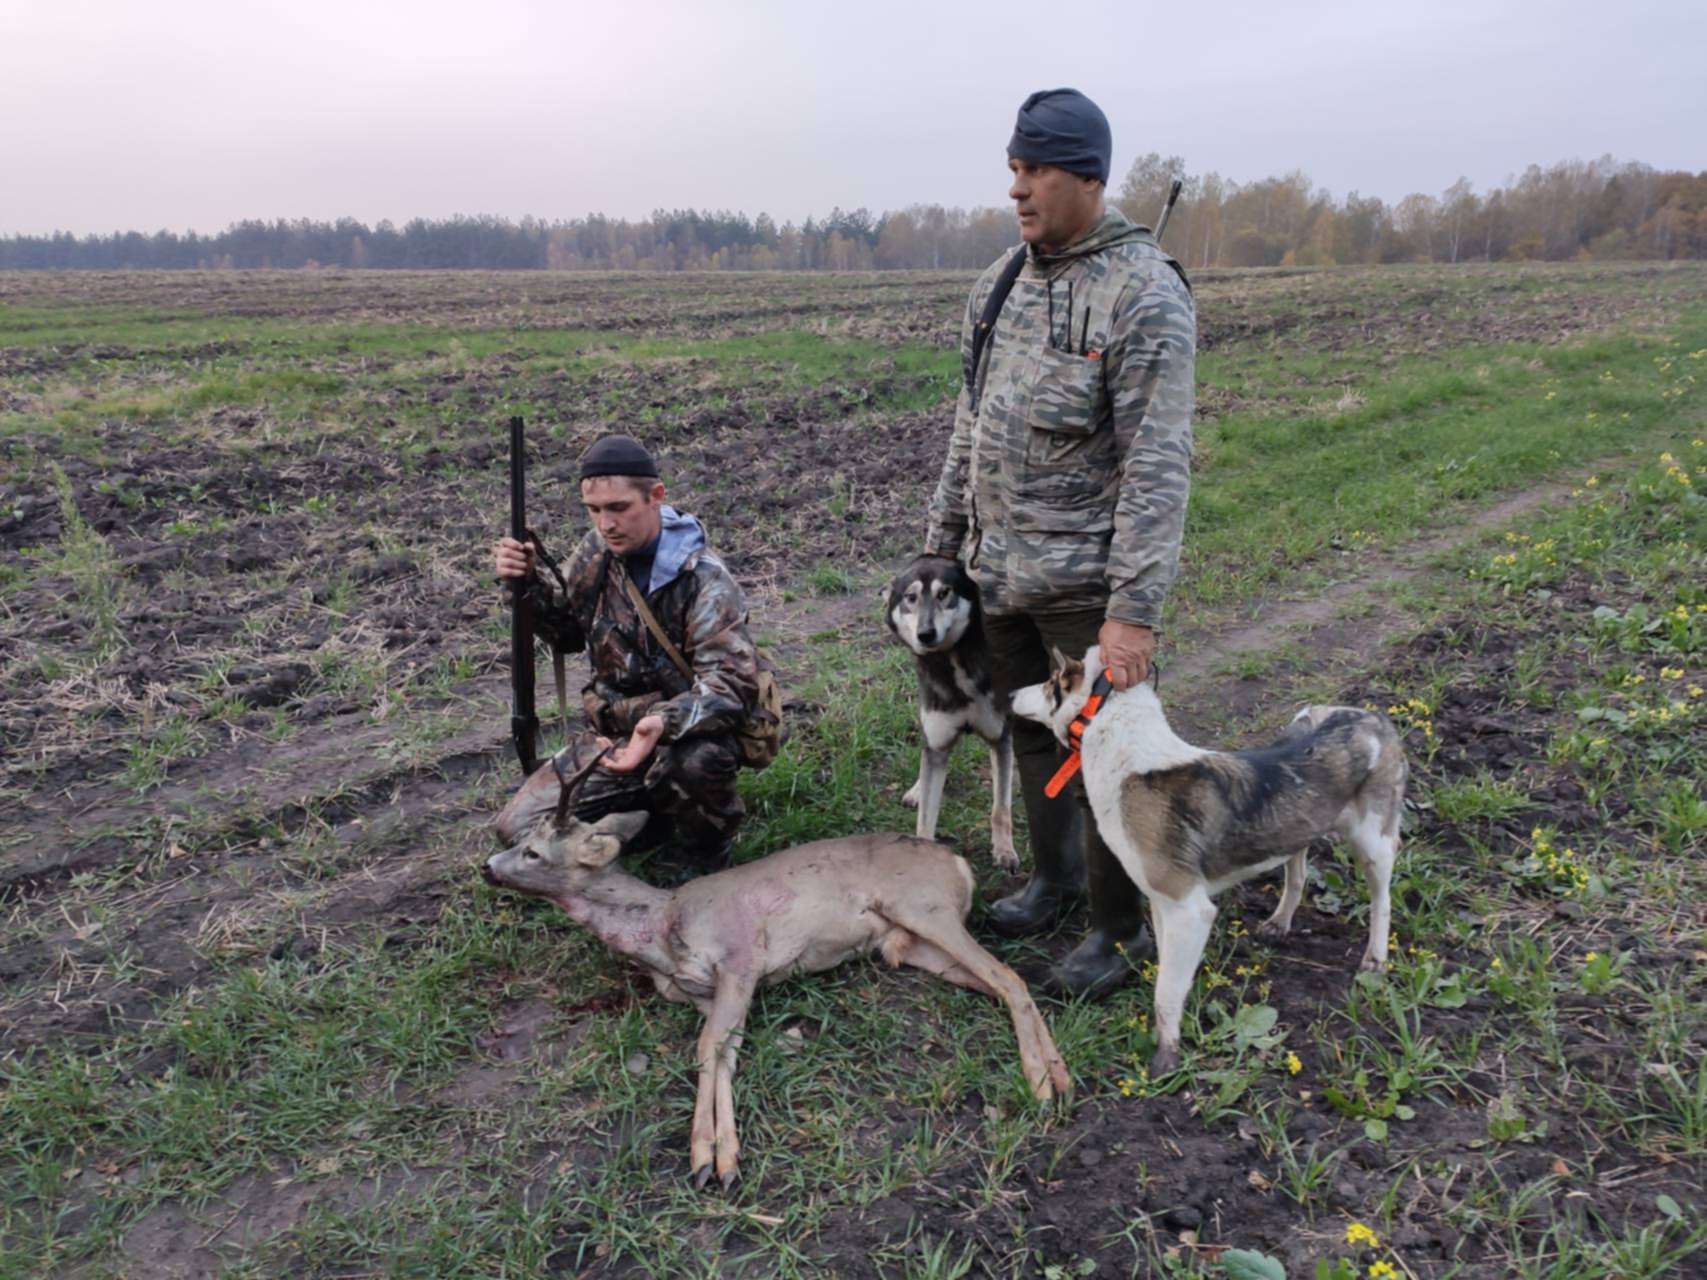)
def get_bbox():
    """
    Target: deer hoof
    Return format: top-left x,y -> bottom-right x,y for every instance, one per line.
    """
720,1167 -> 740,1192
692,1163 -> 714,1190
